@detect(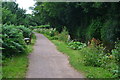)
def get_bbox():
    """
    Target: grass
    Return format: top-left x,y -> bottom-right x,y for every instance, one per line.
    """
2,54 -> 28,78
51,40 -> 113,78
2,34 -> 36,78
0,54 -> 2,79
27,33 -> 36,53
